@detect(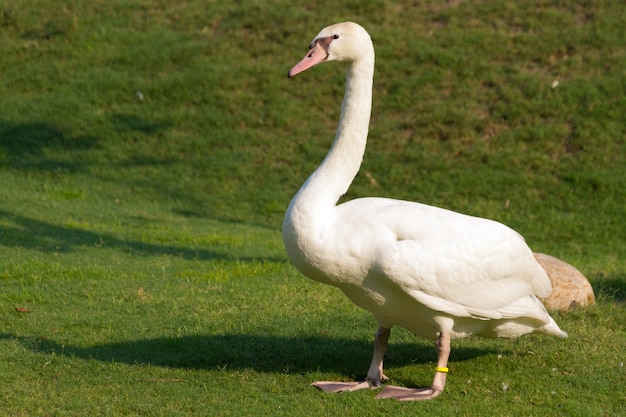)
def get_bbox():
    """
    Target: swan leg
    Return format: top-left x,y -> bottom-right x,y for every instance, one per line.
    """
366,326 -> 391,386
375,332 -> 451,401
312,326 -> 391,393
